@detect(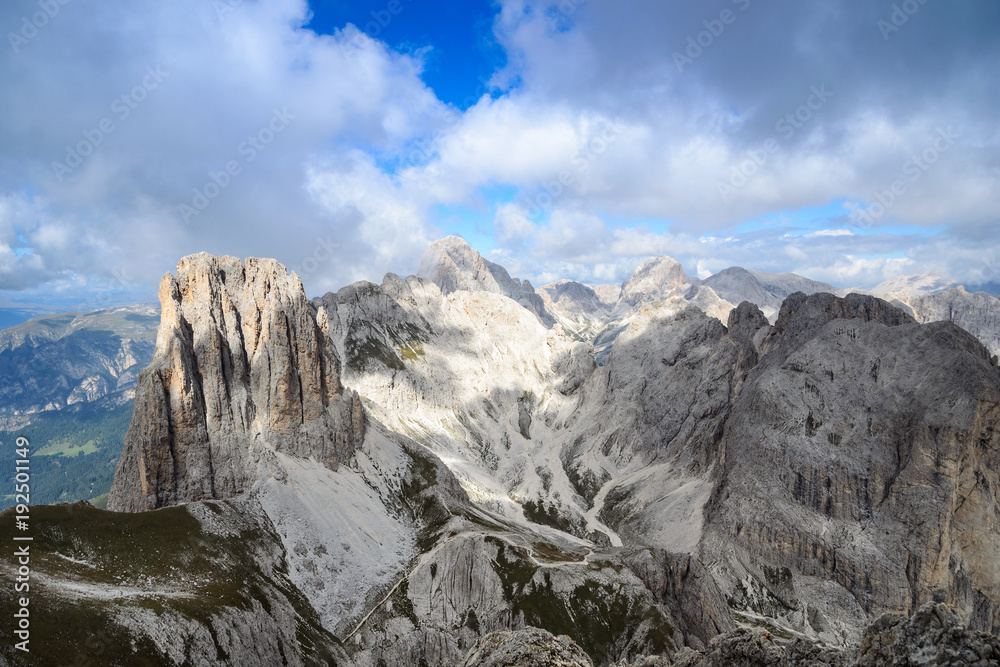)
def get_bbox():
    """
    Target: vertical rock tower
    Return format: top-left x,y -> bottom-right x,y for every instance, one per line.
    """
108,253 -> 364,512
